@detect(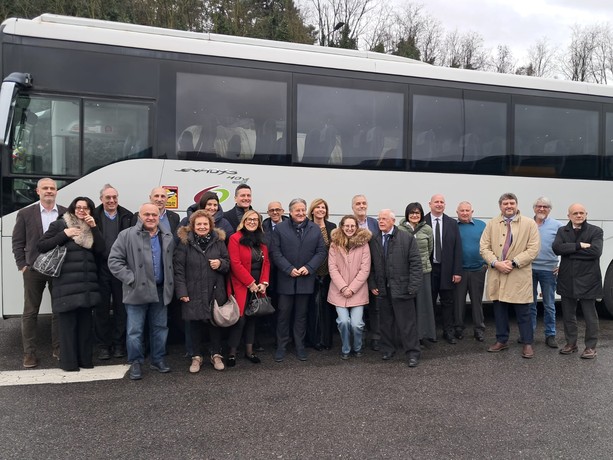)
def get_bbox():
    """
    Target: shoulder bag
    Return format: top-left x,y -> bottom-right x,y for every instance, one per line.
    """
32,245 -> 67,278
211,282 -> 240,327
245,292 -> 275,317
